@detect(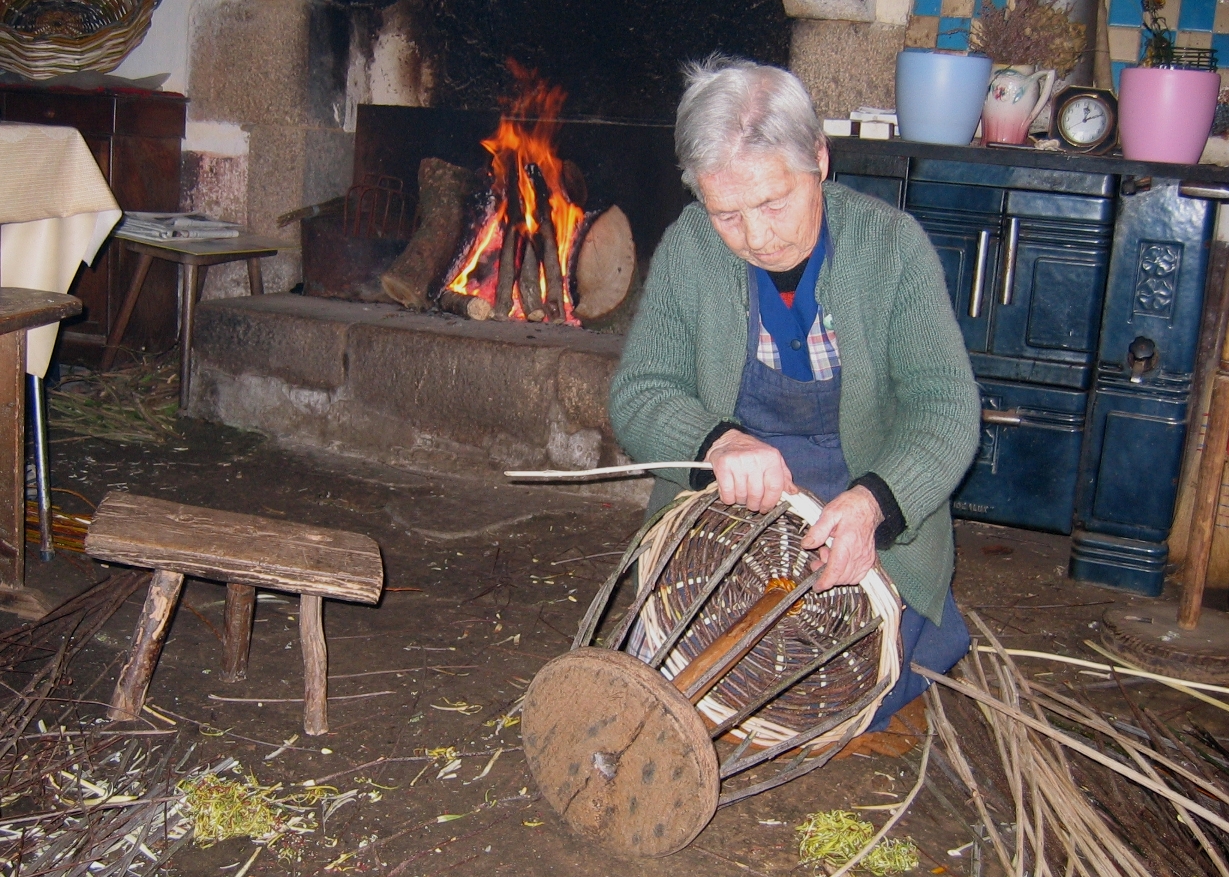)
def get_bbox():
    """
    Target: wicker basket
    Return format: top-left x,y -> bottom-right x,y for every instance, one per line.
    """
626,486 -> 902,749
0,0 -> 159,80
